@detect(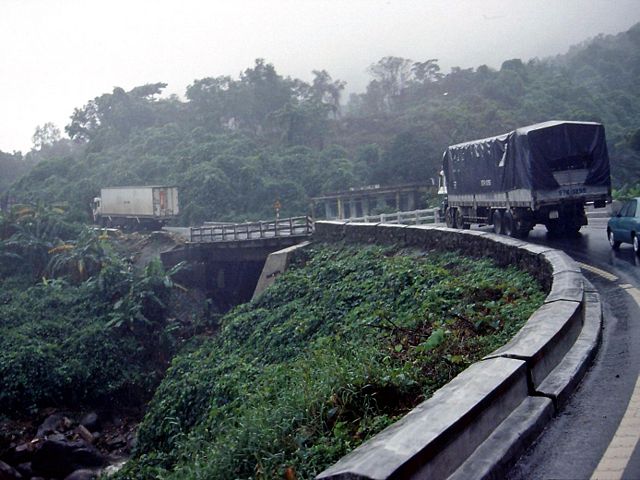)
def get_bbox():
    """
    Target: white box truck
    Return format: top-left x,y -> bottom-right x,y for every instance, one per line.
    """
92,186 -> 179,229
